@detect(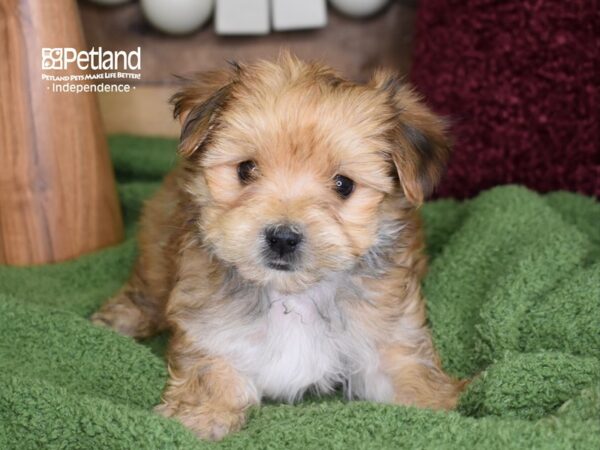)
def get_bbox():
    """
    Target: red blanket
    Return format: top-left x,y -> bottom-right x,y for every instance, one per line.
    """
410,0 -> 599,199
